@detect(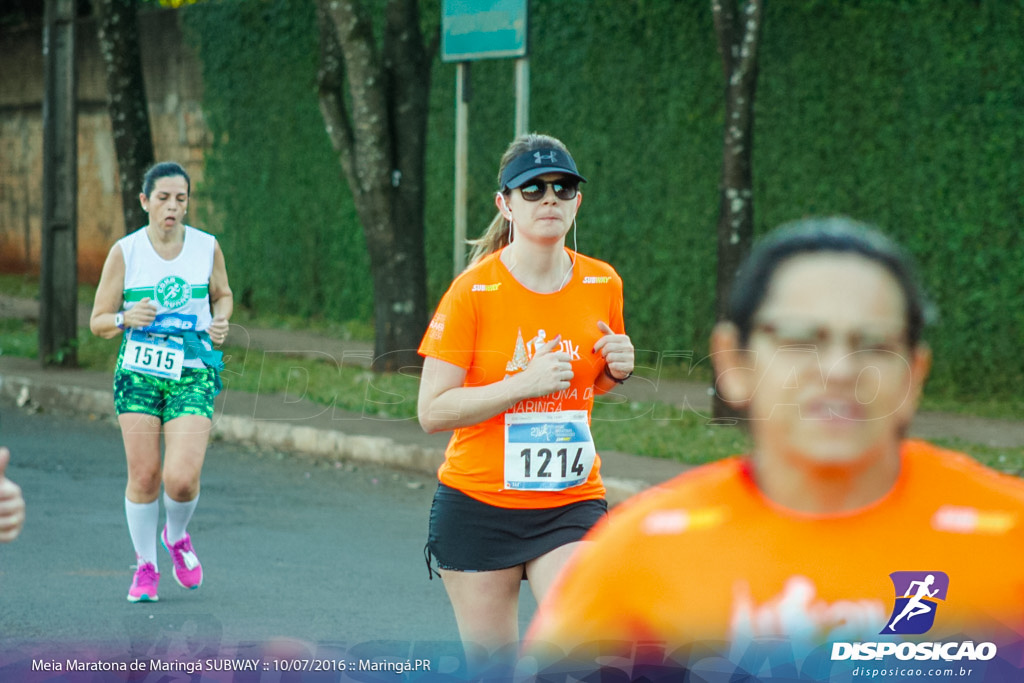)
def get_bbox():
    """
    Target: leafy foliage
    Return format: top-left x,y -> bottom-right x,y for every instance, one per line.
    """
181,0 -> 373,324
182,0 -> 1023,401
